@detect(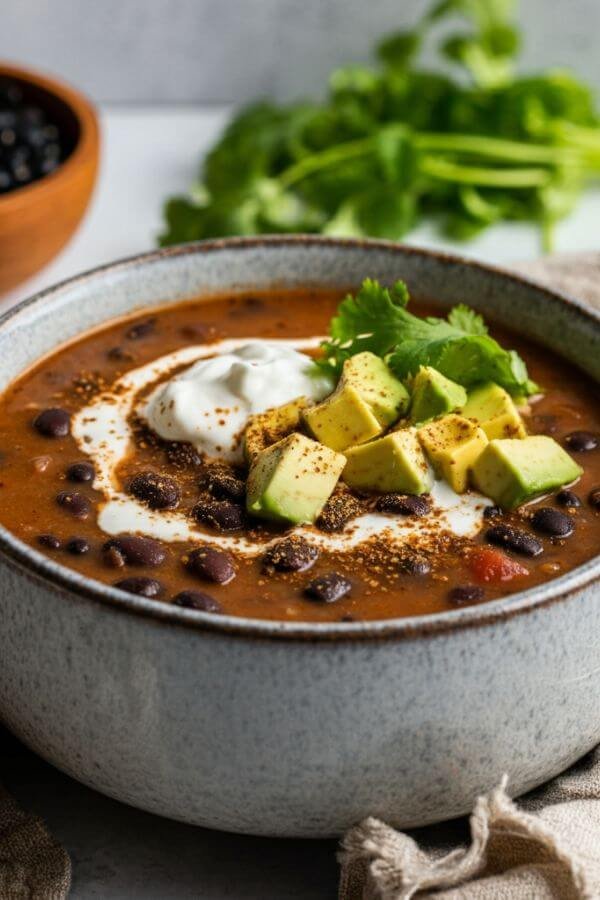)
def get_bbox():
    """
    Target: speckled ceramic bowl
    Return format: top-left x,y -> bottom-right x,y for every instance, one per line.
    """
0,237 -> 599,838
